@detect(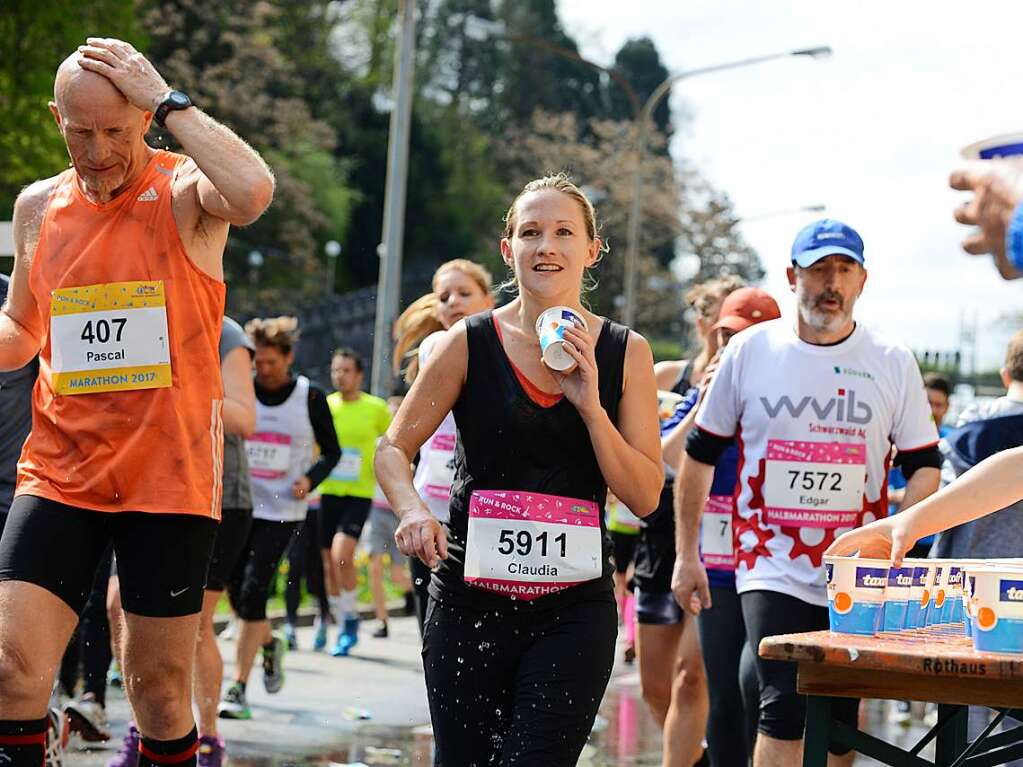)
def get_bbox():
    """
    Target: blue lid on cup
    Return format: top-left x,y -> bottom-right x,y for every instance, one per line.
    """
791,219 -> 865,268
